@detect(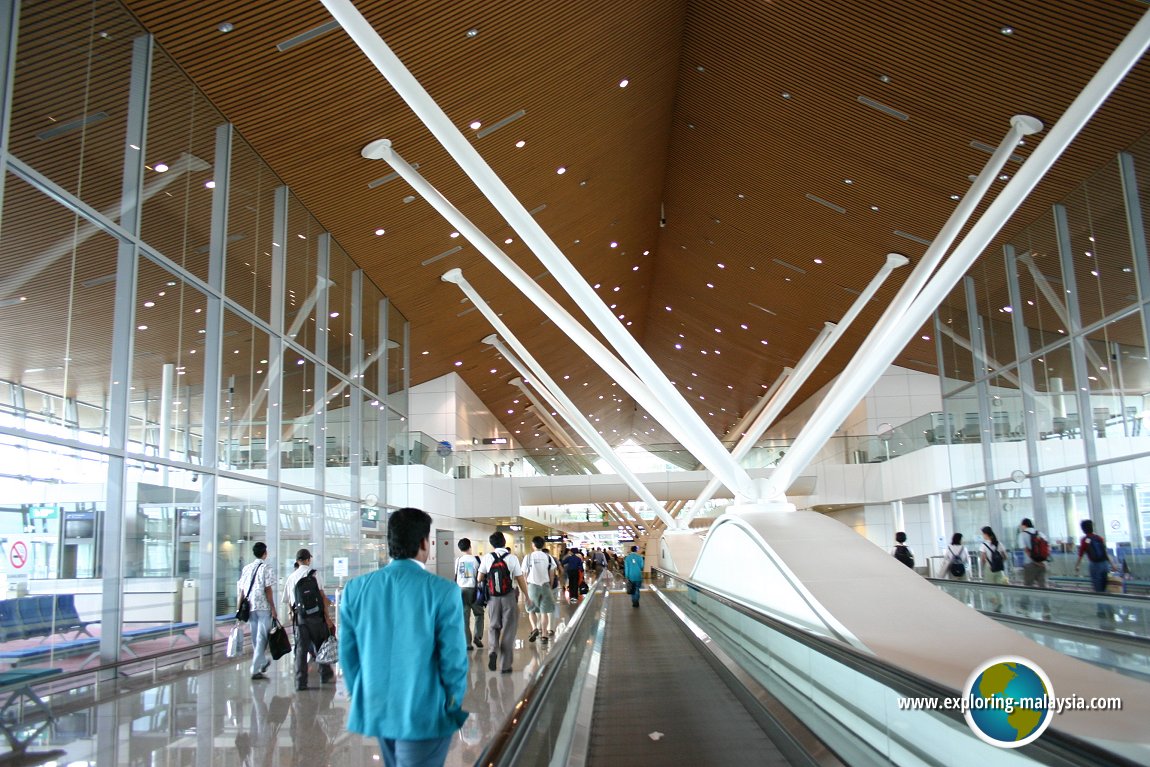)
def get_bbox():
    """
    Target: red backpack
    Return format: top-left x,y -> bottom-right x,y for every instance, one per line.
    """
1027,531 -> 1051,562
